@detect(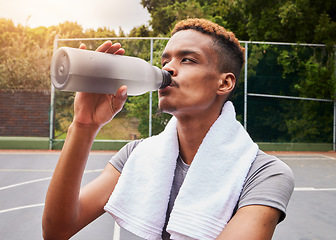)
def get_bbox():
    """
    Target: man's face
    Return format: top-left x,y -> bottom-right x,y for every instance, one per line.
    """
158,29 -> 222,117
